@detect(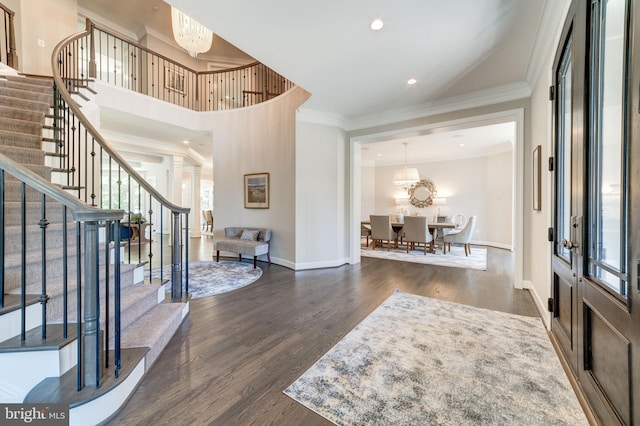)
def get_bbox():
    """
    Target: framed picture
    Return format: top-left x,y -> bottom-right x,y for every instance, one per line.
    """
165,67 -> 186,94
533,145 -> 541,211
244,173 -> 269,209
